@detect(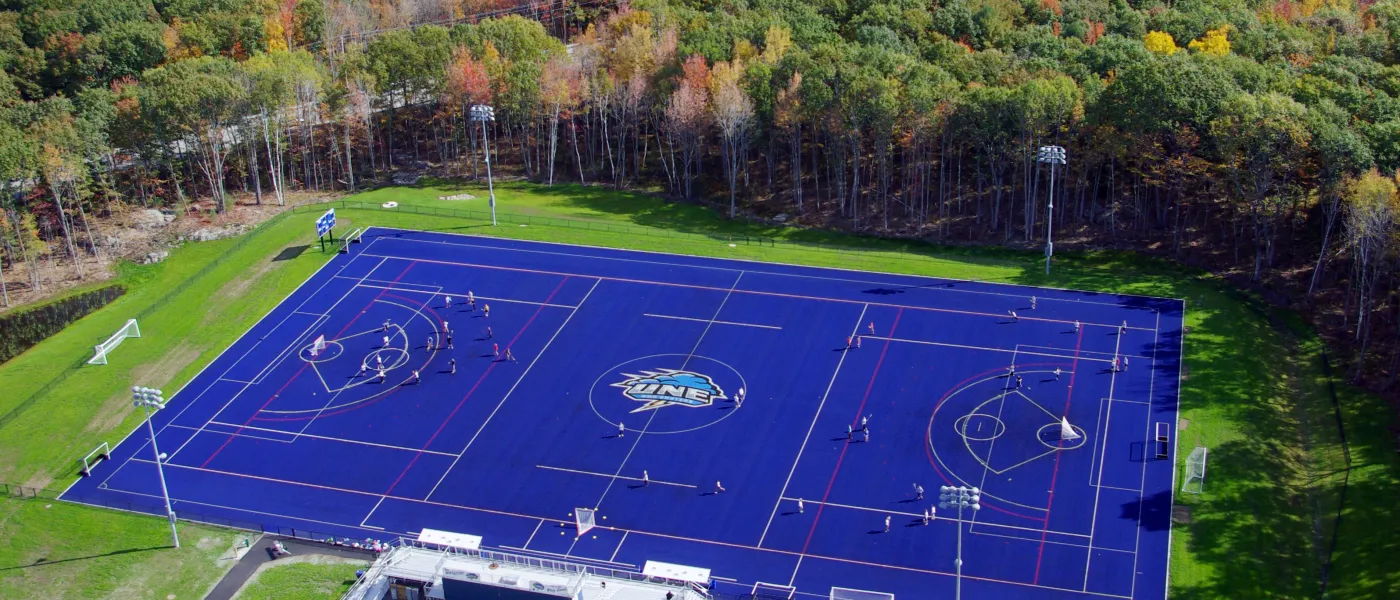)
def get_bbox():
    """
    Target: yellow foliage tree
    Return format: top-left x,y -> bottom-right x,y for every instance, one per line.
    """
760,25 -> 792,64
1143,31 -> 1179,55
1189,26 -> 1231,56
